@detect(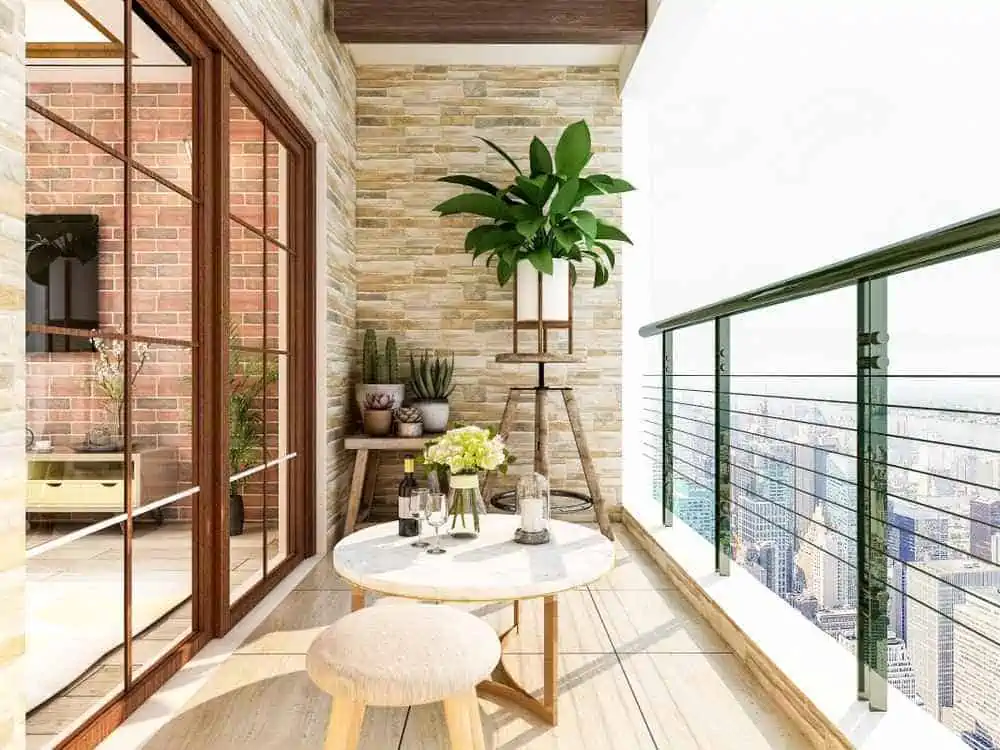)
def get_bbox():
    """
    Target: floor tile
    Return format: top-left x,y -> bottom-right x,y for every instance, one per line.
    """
620,653 -> 812,750
588,548 -> 676,590
237,589 -> 353,654
401,654 -> 655,750
294,555 -> 354,591
142,654 -> 405,750
591,588 -> 731,654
